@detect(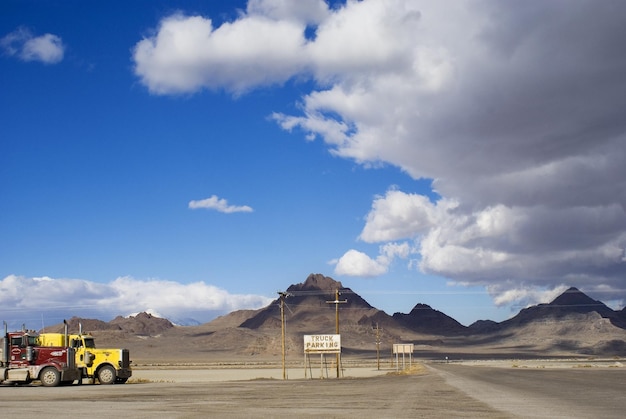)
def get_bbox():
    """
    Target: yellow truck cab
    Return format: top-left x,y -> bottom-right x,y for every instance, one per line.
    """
38,332 -> 131,384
